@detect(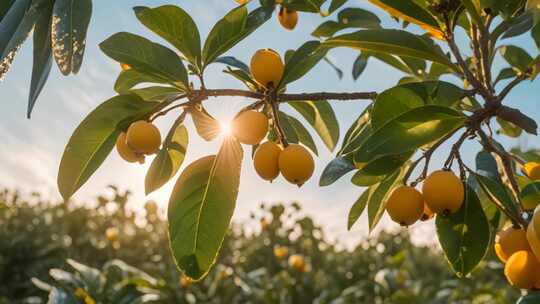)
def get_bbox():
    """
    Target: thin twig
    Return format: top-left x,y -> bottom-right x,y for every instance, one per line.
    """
497,72 -> 529,102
